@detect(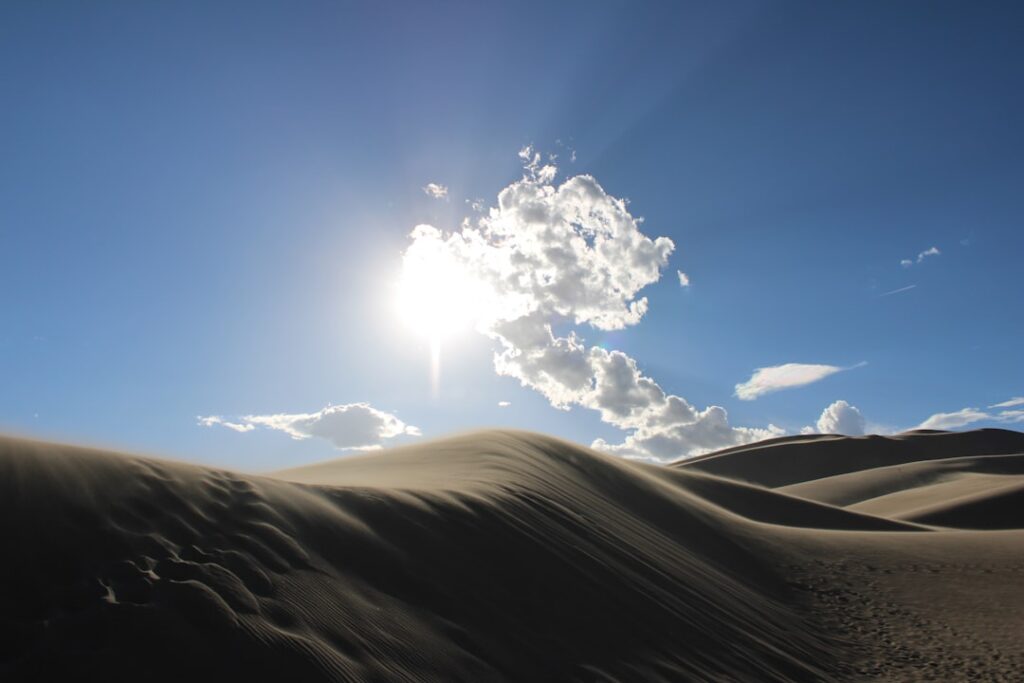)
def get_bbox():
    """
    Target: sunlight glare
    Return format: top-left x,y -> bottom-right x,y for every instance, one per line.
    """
396,228 -> 478,396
